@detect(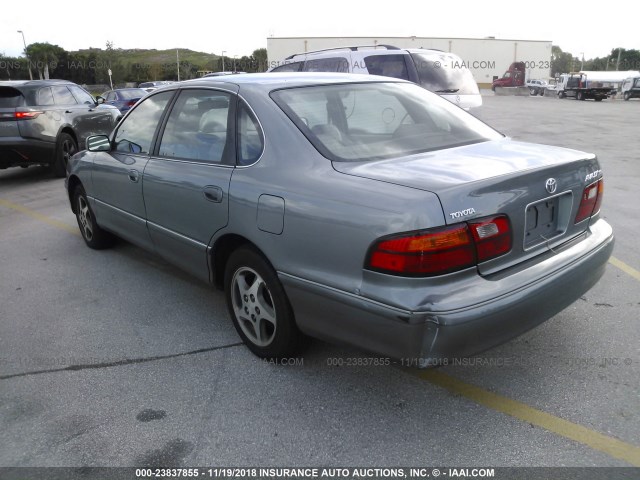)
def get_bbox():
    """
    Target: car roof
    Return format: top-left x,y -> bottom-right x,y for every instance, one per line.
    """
285,46 -> 448,61
175,72 -> 409,91
0,79 -> 73,87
